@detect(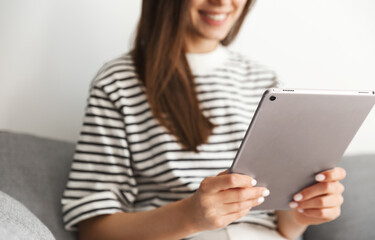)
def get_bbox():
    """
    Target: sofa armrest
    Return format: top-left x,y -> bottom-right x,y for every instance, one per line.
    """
0,131 -> 77,240
303,154 -> 375,240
